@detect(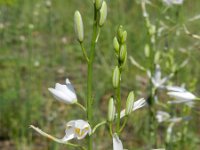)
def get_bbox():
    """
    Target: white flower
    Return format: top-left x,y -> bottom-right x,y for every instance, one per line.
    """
147,65 -> 172,89
62,119 -> 91,142
113,133 -> 123,150
30,119 -> 91,144
120,98 -> 146,118
48,78 -> 77,104
167,91 -> 196,103
166,86 -> 186,92
162,0 -> 184,6
156,111 -> 170,123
